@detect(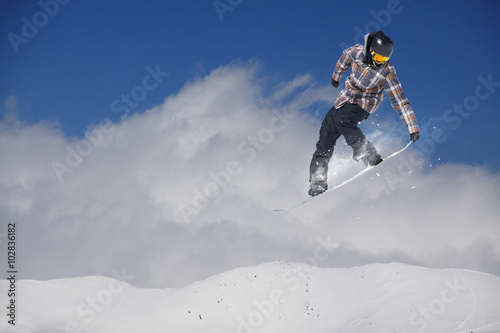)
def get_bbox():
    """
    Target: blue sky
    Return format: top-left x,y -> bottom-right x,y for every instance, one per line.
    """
1,1 -> 500,287
1,0 -> 500,168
